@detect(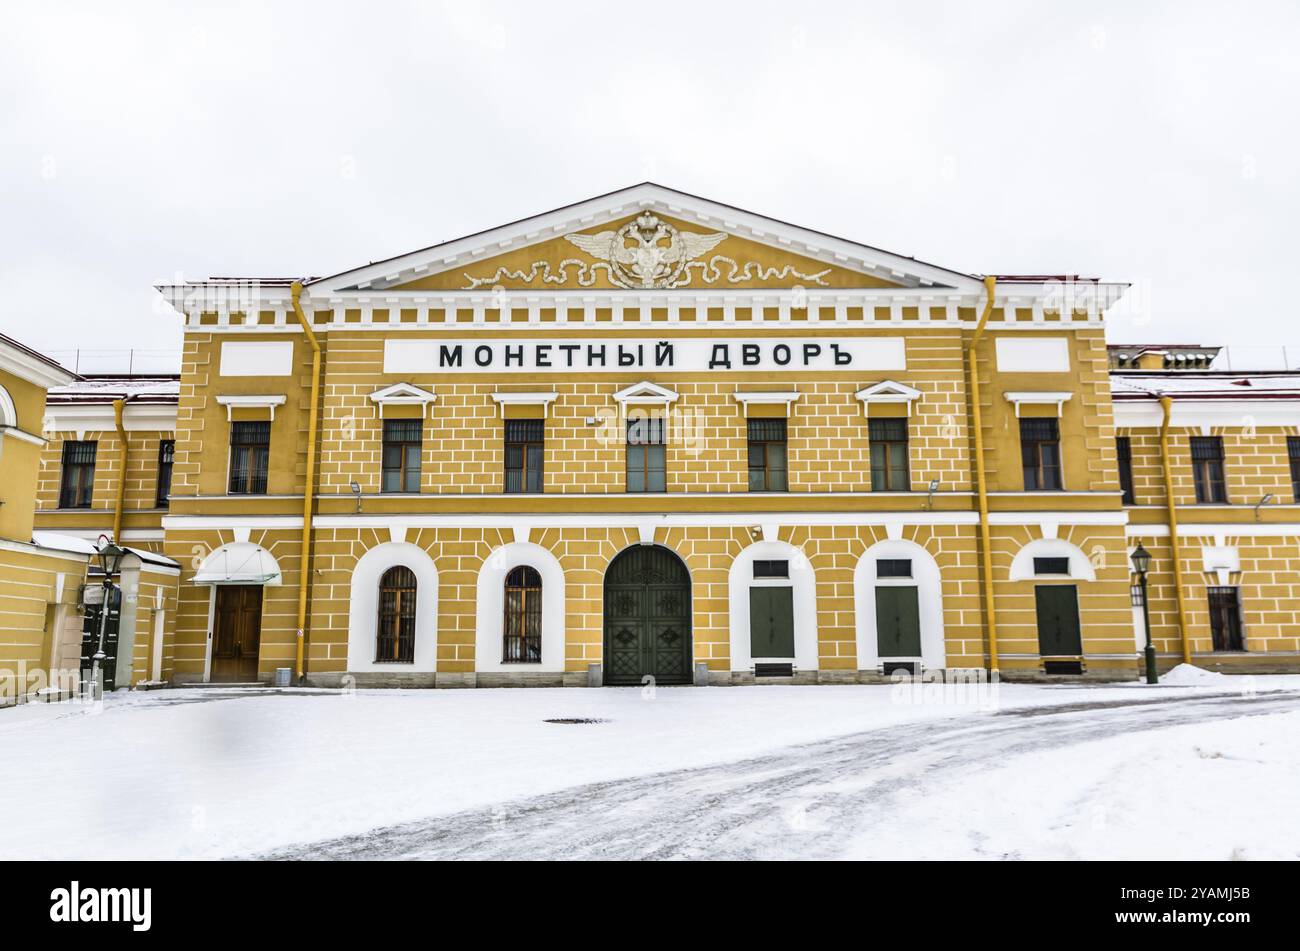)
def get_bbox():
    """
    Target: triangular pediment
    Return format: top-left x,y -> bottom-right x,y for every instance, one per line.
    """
612,381 -> 679,404
309,183 -> 982,295
856,380 -> 922,402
